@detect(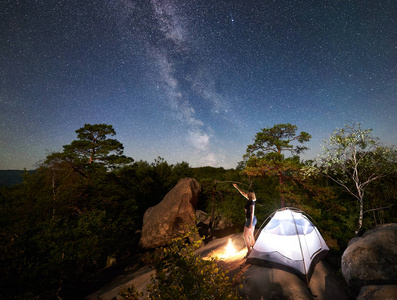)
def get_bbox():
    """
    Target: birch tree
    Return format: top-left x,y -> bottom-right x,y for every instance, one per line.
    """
318,123 -> 396,235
